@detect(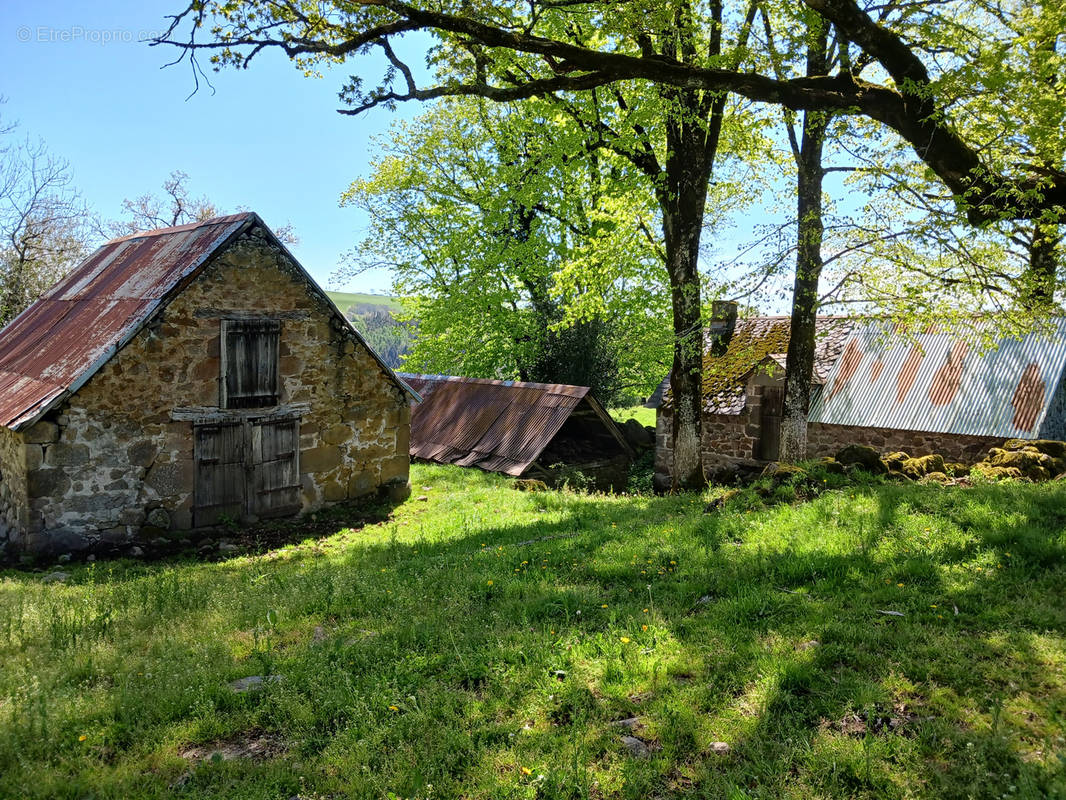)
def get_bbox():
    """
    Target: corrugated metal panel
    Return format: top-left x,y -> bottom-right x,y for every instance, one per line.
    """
397,373 -> 604,476
0,214 -> 251,429
810,319 -> 1066,438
